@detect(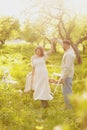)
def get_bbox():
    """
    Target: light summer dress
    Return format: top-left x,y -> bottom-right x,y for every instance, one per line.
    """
24,54 -> 53,100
